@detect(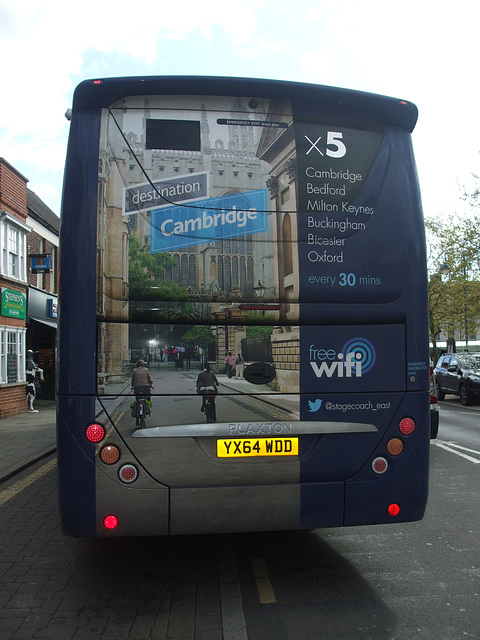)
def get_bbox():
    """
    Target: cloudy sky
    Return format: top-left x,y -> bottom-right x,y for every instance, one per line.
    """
0,0 -> 478,219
